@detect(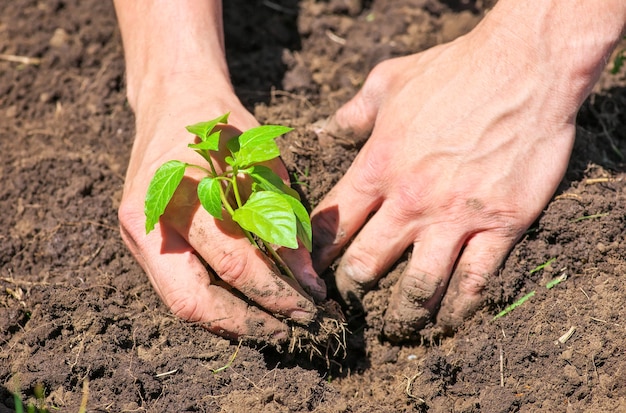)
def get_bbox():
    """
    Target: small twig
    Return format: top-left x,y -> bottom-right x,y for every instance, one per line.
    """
271,89 -> 314,109
587,104 -> 624,160
0,53 -> 41,65
499,345 -> 505,387
555,326 -> 576,345
78,379 -> 89,413
591,353 -> 599,383
572,212 -> 609,222
325,29 -> 347,45
404,373 -> 425,403
579,287 -> 590,300
155,369 -> 178,378
584,177 -> 613,185
554,193 -> 582,201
